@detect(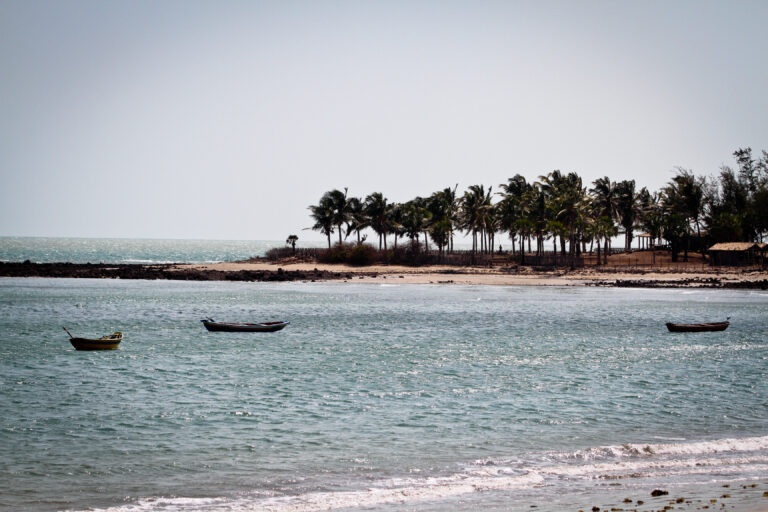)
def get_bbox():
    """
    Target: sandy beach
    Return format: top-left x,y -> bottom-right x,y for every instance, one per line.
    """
176,259 -> 768,288
1,249 -> 765,287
